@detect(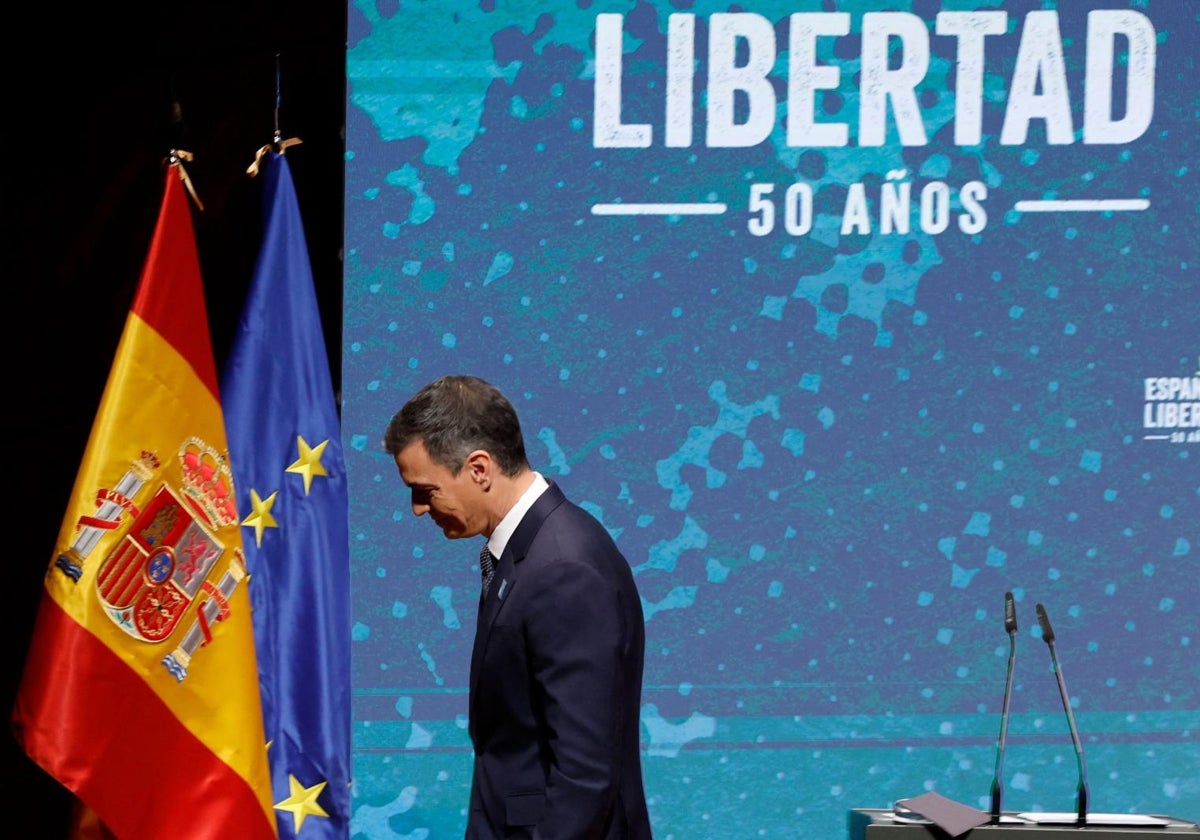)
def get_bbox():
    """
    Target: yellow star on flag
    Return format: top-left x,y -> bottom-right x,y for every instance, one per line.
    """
240,488 -> 279,548
274,773 -> 329,833
286,435 -> 330,495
